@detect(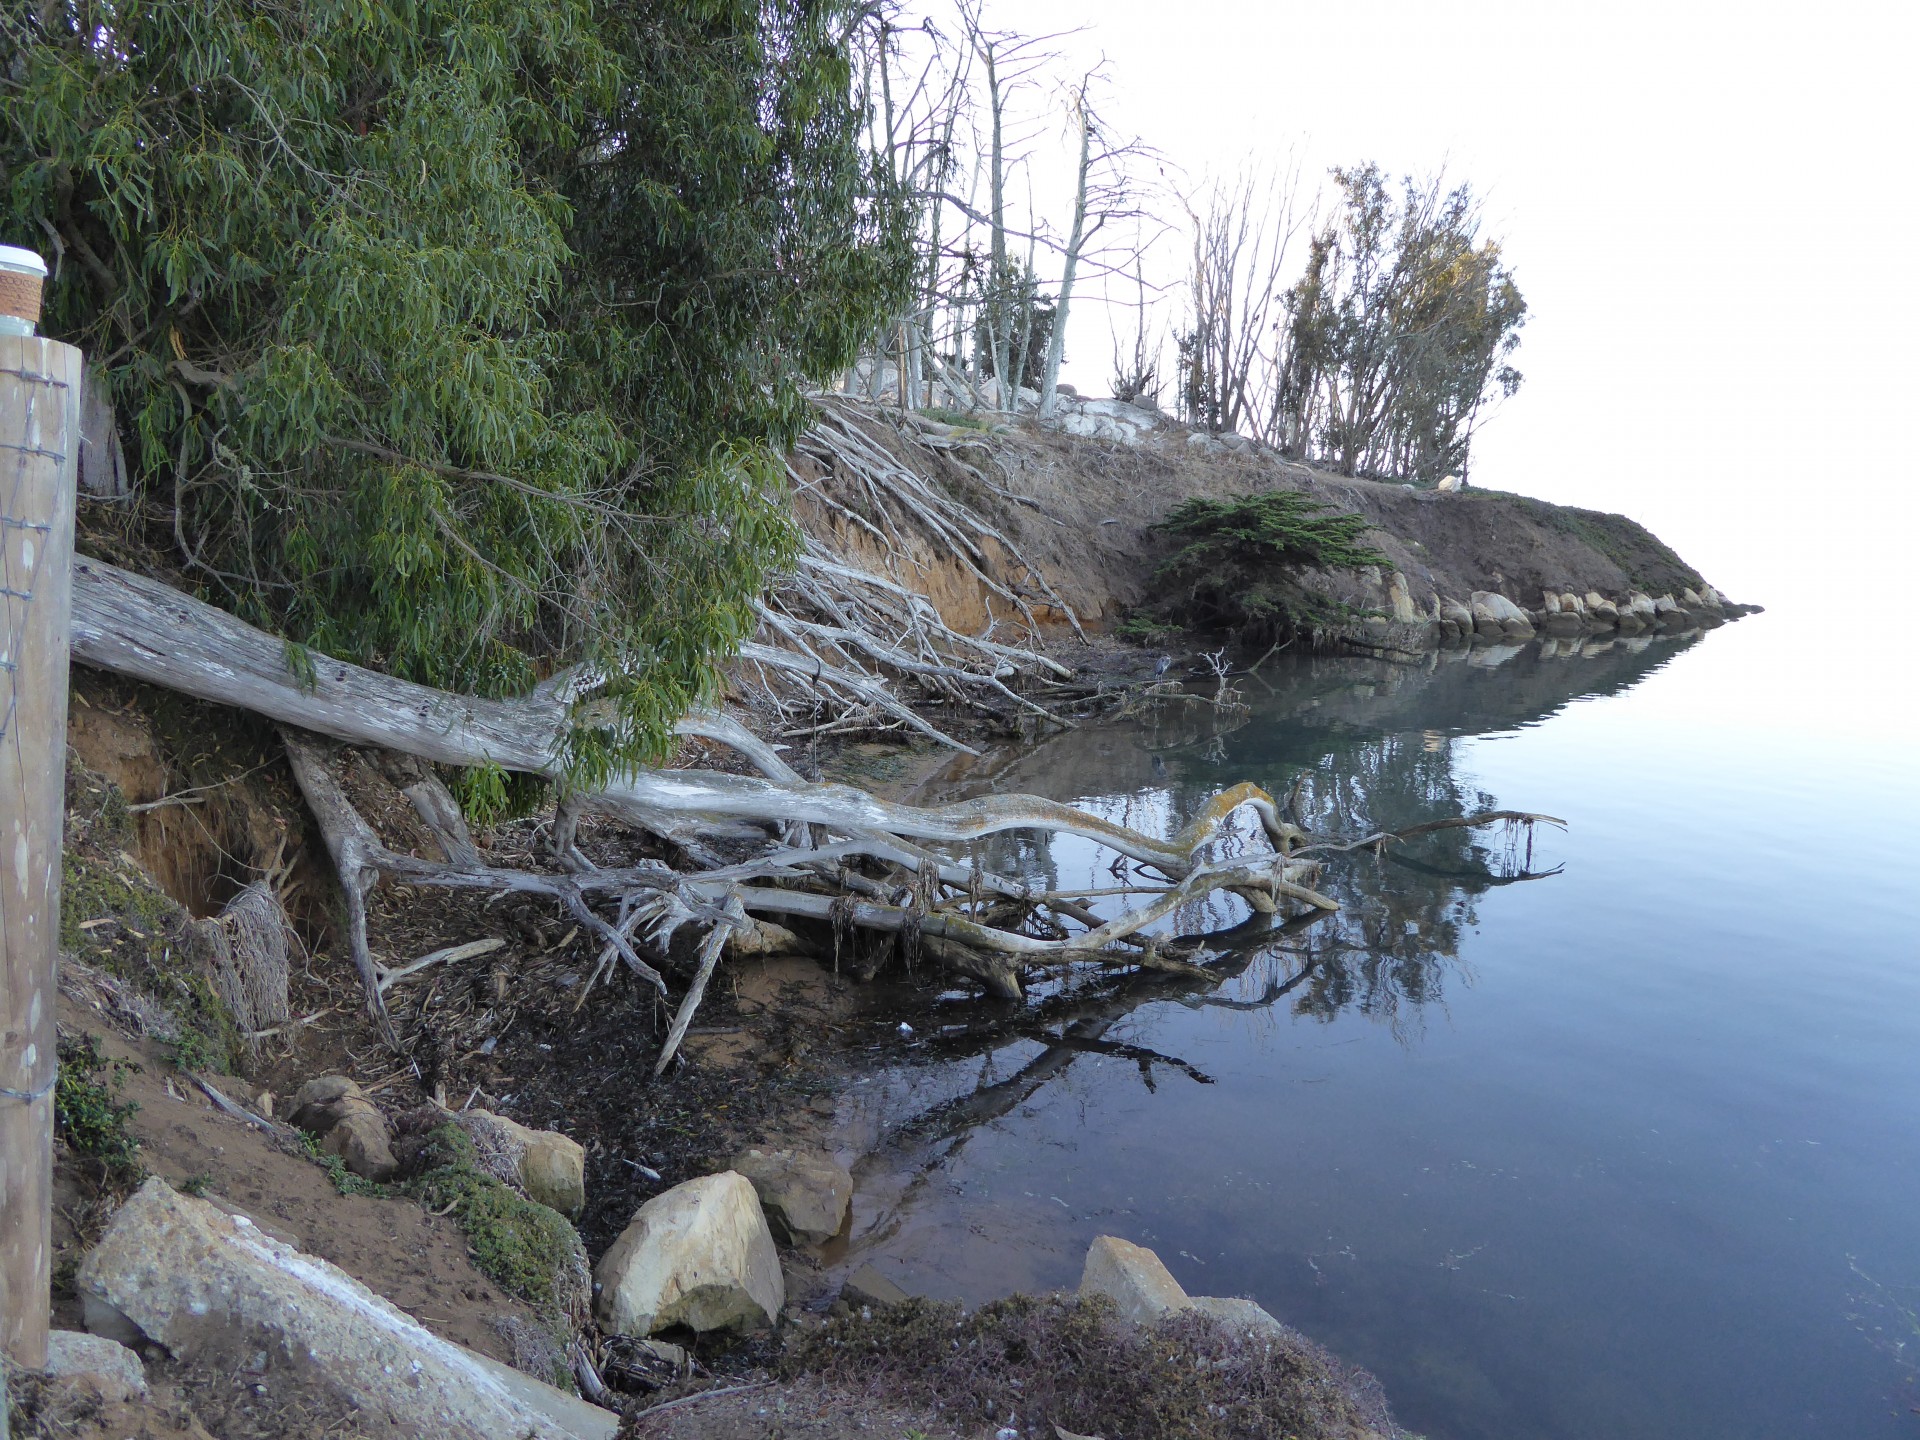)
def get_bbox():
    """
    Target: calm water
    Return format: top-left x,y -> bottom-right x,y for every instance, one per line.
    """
830,616 -> 1920,1440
